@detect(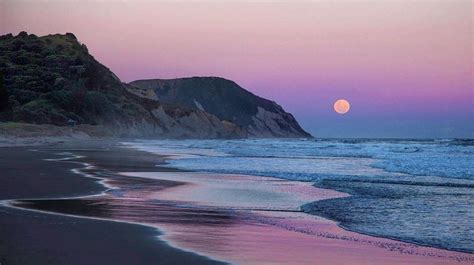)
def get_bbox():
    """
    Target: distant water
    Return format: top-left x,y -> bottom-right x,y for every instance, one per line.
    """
125,138 -> 474,253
